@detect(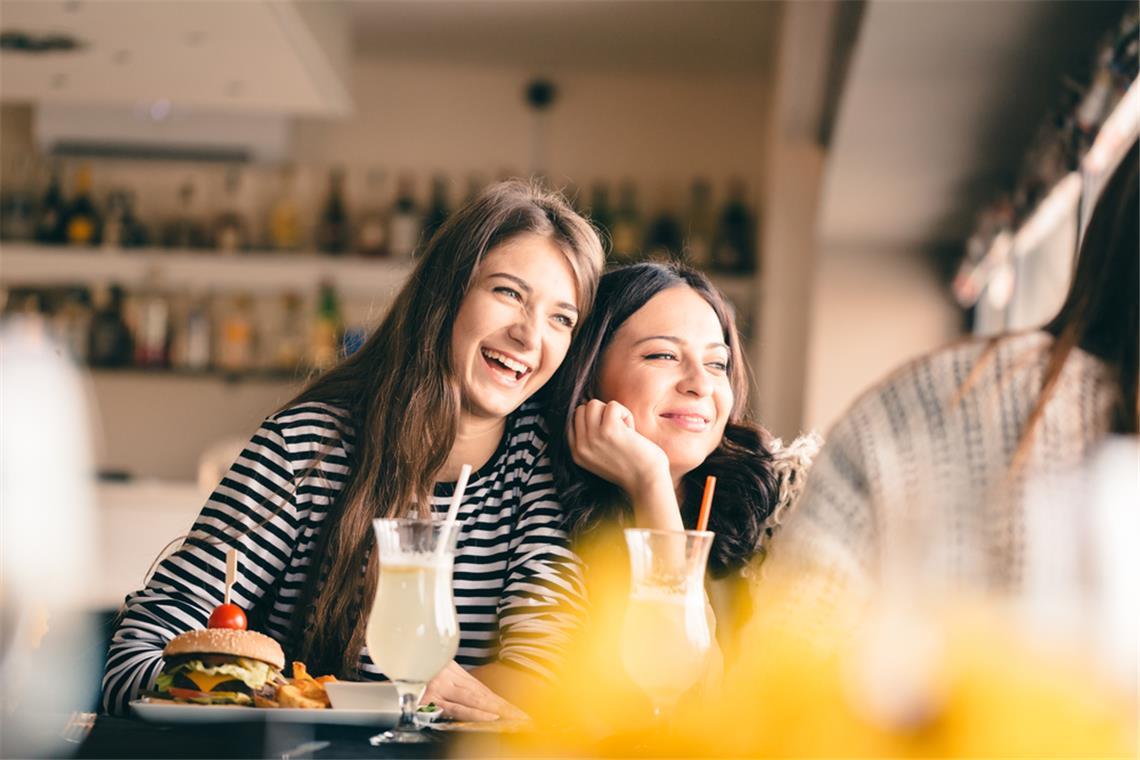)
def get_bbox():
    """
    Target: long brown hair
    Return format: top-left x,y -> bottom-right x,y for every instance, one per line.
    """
1011,140 -> 1139,469
548,263 -> 779,577
287,180 -> 604,676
